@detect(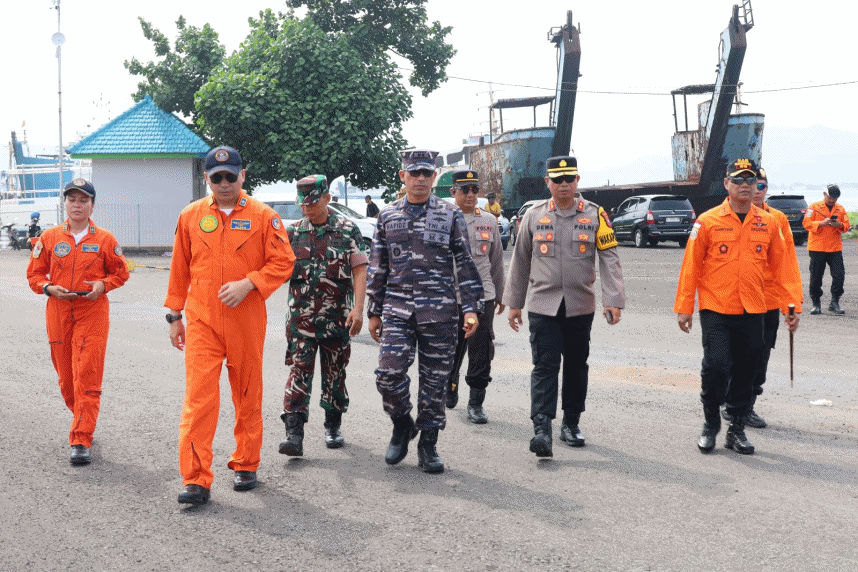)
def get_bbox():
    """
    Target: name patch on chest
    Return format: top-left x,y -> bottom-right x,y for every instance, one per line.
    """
81,244 -> 99,253
231,219 -> 252,230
